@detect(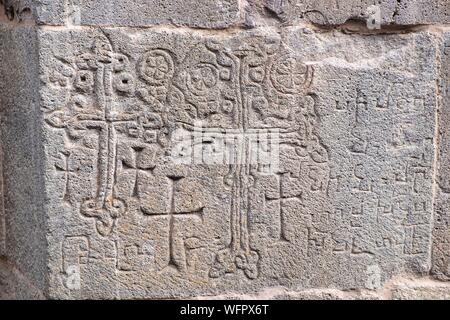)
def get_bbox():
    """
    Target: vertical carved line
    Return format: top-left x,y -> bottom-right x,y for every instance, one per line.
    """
167,176 -> 178,269
429,44 -> 441,273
